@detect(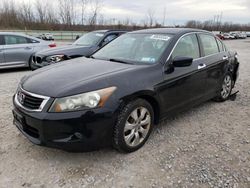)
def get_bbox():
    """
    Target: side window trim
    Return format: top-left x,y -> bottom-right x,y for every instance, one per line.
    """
195,33 -> 202,59
166,31 -> 224,64
215,38 -> 225,53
